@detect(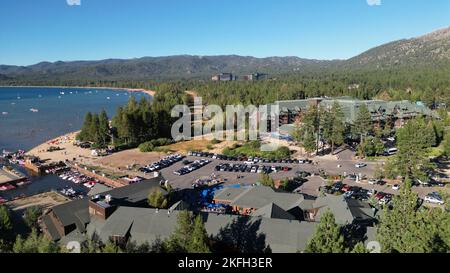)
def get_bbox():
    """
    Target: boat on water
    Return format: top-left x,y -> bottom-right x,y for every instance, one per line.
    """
106,97 -> 111,100
30,108 -> 39,113
0,184 -> 16,191
60,91 -> 65,95
17,179 -> 32,187
1,112 -> 7,115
